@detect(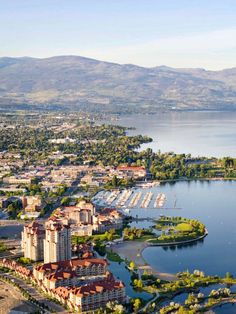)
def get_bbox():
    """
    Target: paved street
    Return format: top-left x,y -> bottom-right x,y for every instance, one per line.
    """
1,272 -> 69,313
